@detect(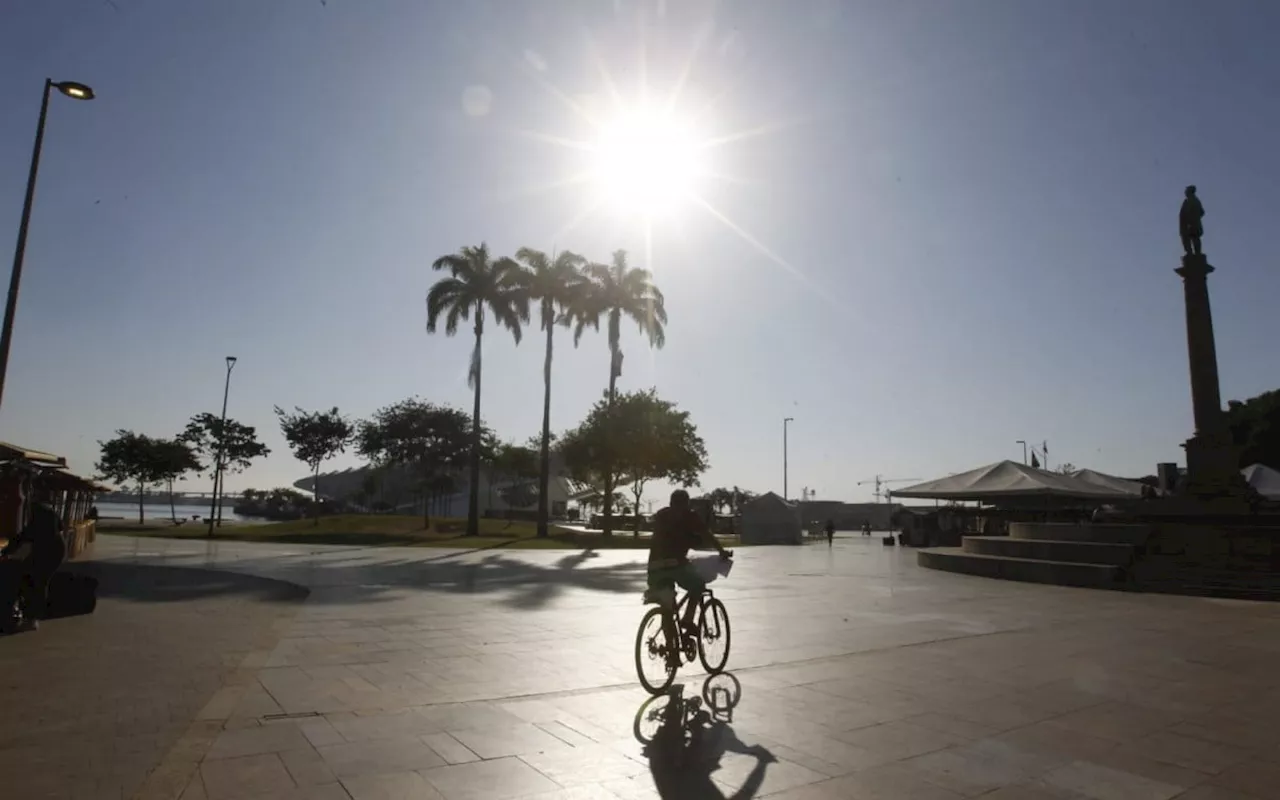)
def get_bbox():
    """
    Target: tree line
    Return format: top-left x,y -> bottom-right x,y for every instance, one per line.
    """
95,241 -> 721,536
96,386 -> 711,533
